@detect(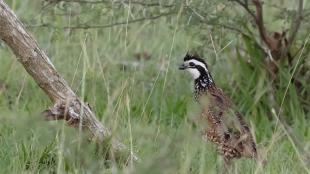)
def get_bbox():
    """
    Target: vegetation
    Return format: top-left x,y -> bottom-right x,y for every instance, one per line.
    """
0,0 -> 309,173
